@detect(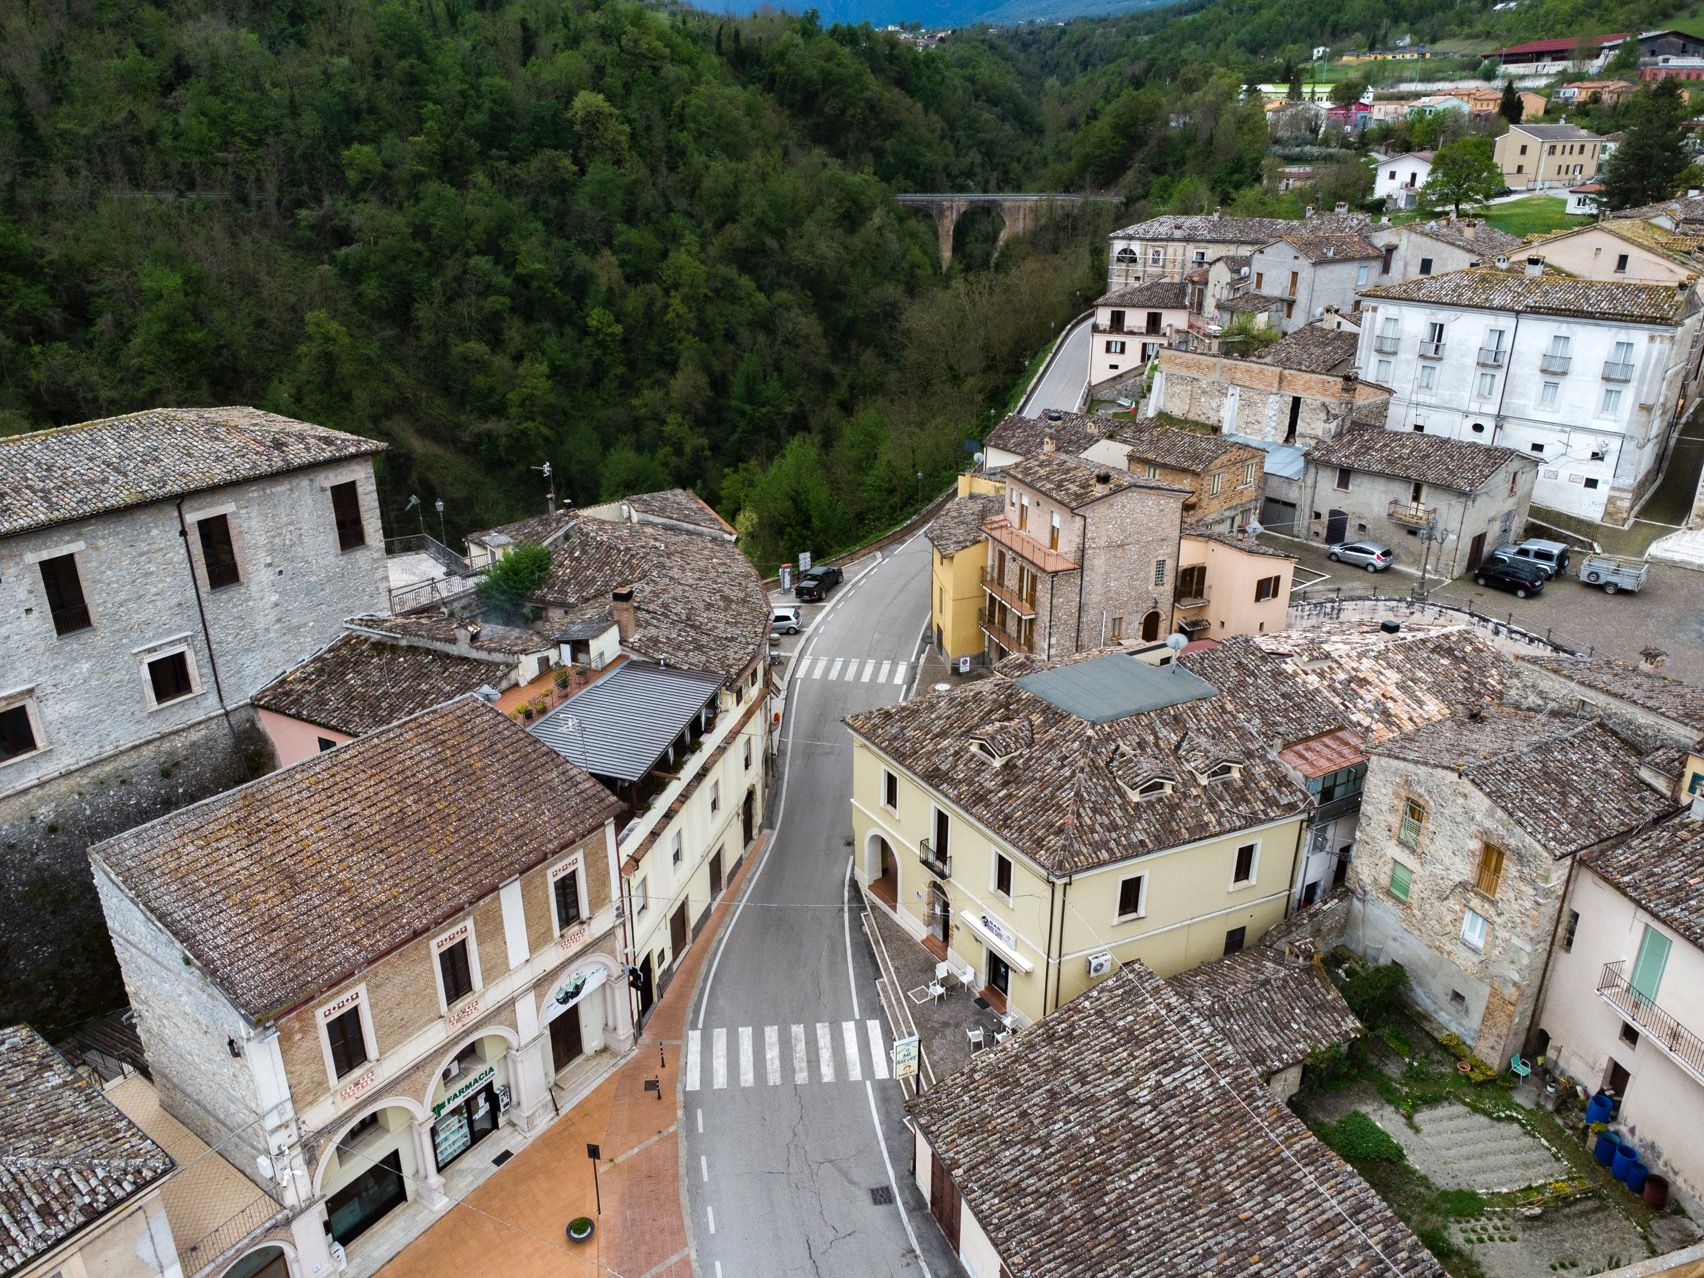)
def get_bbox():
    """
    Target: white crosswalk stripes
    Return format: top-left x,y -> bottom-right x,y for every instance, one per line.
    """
793,655 -> 911,685
686,1020 -> 890,1091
